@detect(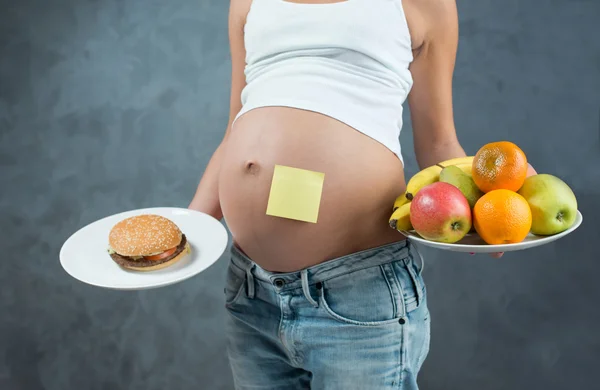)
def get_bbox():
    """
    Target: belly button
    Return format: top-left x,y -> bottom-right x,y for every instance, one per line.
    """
244,160 -> 260,175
